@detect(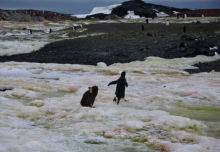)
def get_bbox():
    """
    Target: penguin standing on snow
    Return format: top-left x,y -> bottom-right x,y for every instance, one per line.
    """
80,86 -> 99,108
29,29 -> 32,35
108,71 -> 128,105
